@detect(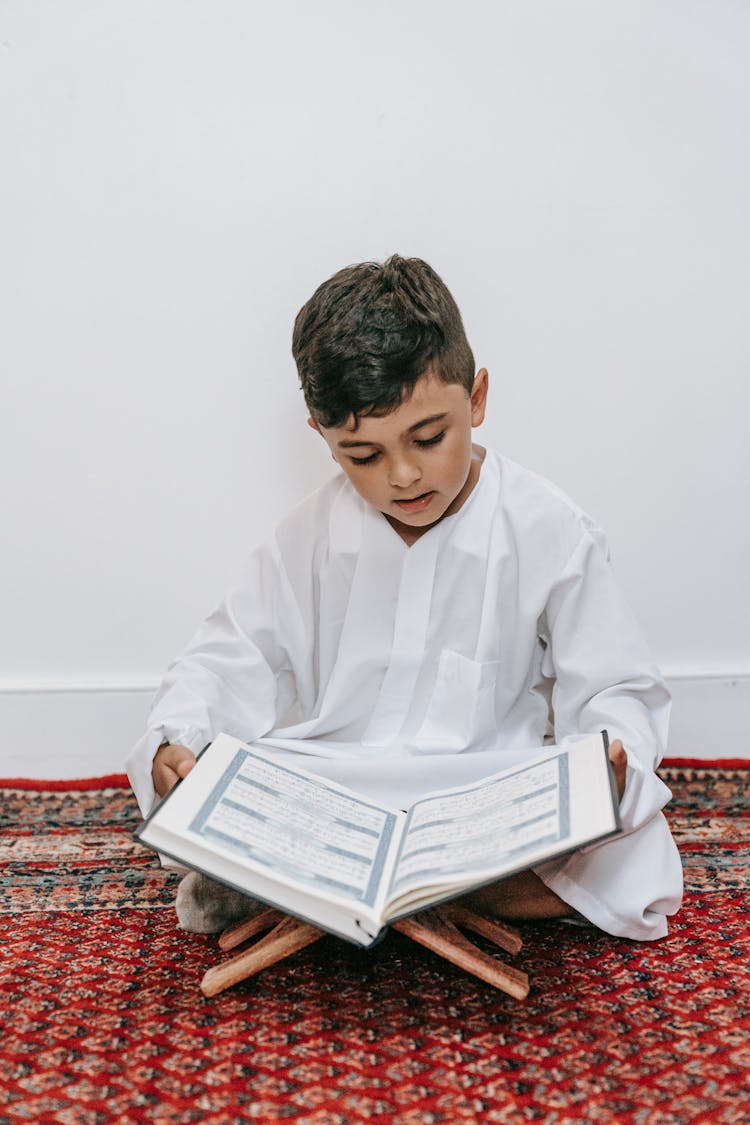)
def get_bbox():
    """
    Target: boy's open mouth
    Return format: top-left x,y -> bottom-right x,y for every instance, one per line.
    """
394,491 -> 435,511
